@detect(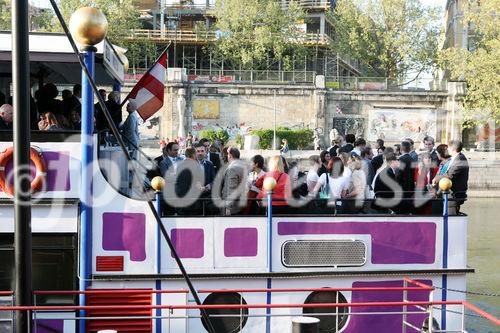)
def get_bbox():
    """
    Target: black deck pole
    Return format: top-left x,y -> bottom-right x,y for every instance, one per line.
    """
11,0 -> 32,332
